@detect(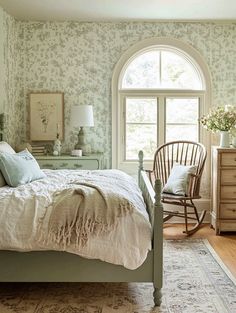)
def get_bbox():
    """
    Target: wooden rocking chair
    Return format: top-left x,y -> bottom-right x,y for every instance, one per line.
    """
146,141 -> 207,235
